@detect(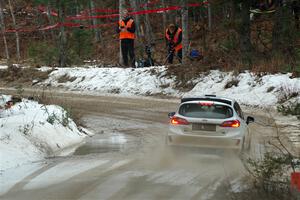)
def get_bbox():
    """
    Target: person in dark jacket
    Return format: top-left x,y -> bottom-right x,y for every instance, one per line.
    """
116,10 -> 136,67
165,24 -> 182,64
